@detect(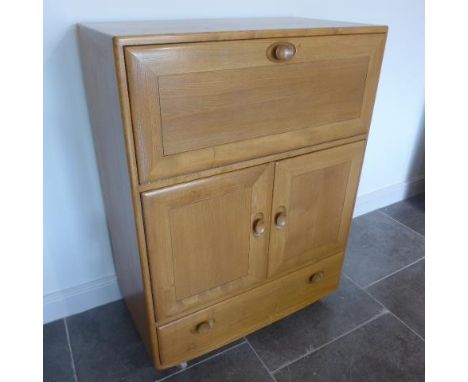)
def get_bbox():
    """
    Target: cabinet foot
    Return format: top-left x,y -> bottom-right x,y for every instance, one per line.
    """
179,361 -> 188,369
